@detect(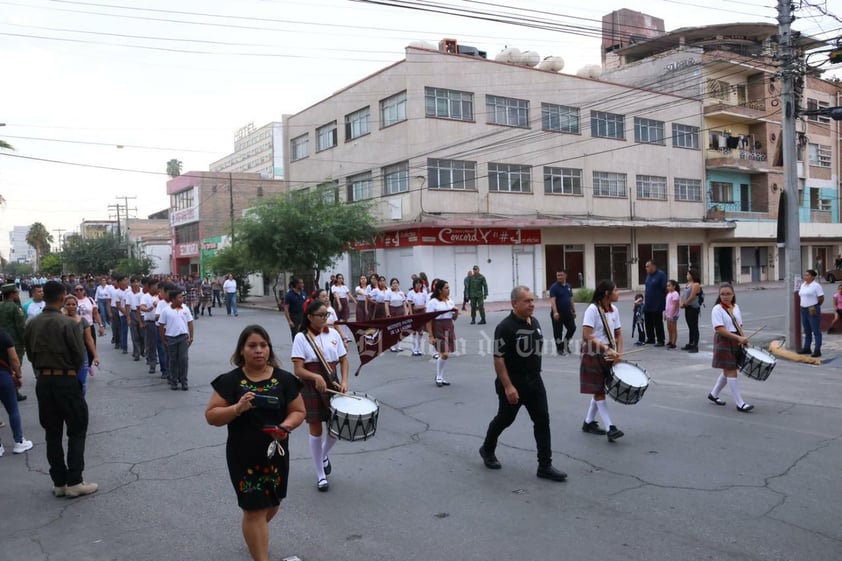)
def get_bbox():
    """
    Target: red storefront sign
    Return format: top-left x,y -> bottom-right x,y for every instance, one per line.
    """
353,227 -> 541,249
174,242 -> 200,258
